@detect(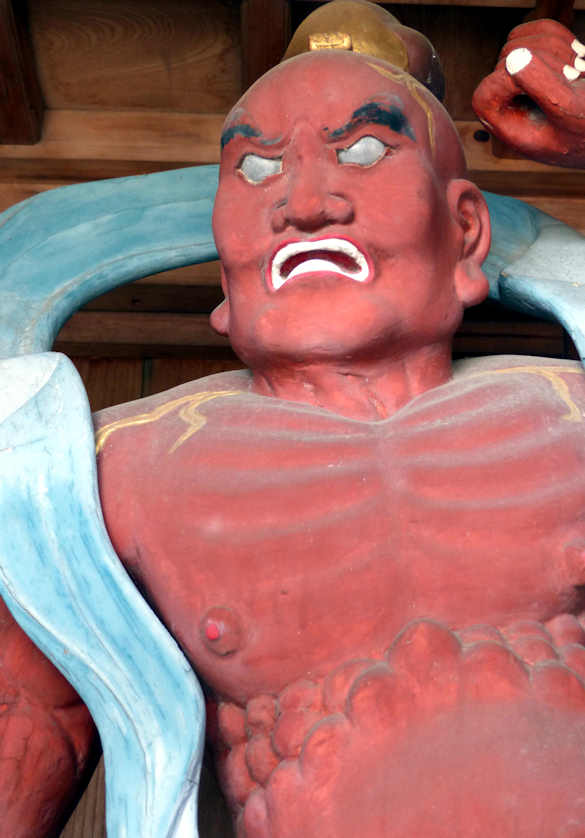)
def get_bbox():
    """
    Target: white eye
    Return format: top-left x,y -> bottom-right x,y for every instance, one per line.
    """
337,135 -> 388,167
238,153 -> 282,183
